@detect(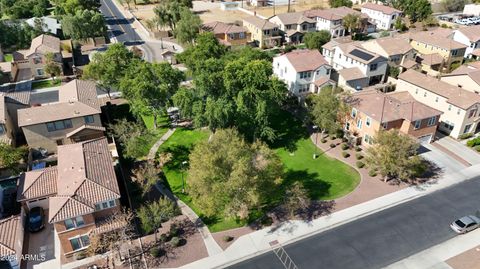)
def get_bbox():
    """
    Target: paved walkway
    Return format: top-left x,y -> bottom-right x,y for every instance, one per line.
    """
147,128 -> 176,160
177,163 -> 480,269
